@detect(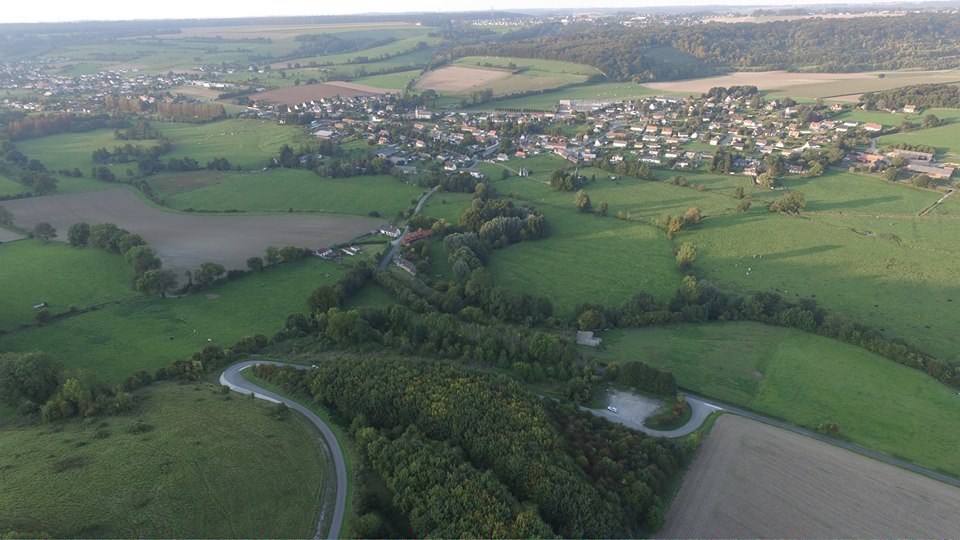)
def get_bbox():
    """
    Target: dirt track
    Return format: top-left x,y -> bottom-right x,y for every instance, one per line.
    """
662,415 -> 960,537
2,189 -> 378,274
